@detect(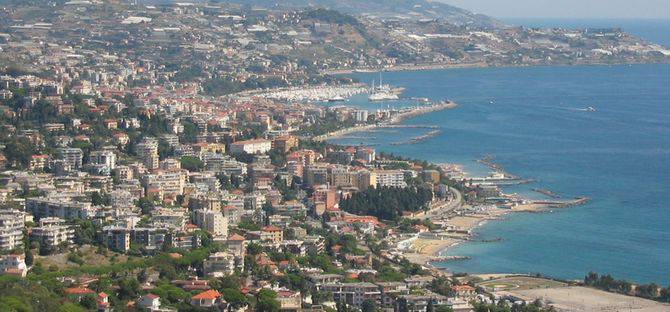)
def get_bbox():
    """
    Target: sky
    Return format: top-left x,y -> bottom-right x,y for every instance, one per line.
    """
441,0 -> 670,19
